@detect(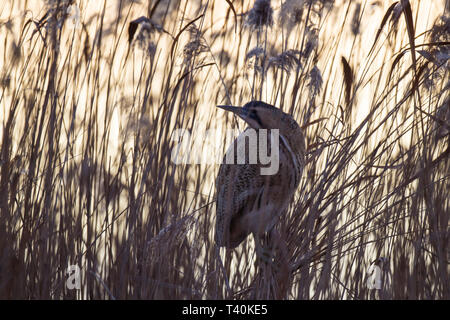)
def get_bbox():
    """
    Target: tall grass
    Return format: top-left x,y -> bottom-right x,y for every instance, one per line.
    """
0,0 -> 448,299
